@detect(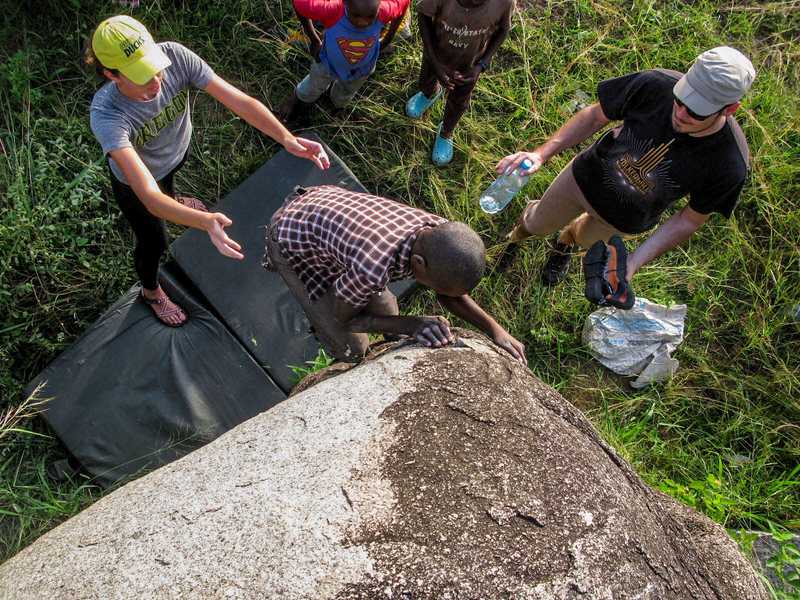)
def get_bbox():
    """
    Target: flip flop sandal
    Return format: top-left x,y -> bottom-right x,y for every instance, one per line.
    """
141,292 -> 189,327
432,123 -> 453,165
583,234 -> 635,309
175,193 -> 209,213
405,90 -> 442,119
